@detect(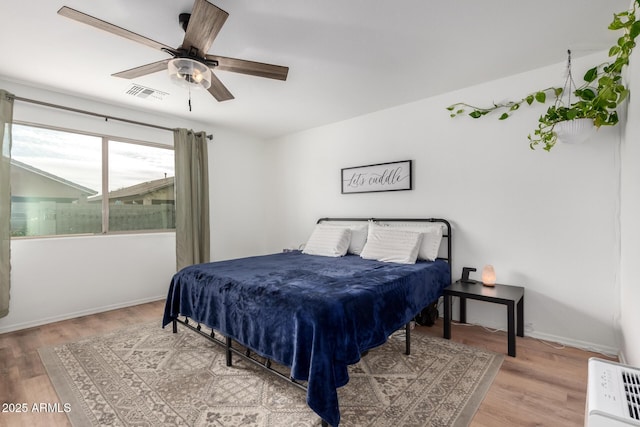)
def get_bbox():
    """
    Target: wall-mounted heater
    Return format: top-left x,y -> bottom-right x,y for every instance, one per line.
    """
586,357 -> 640,426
